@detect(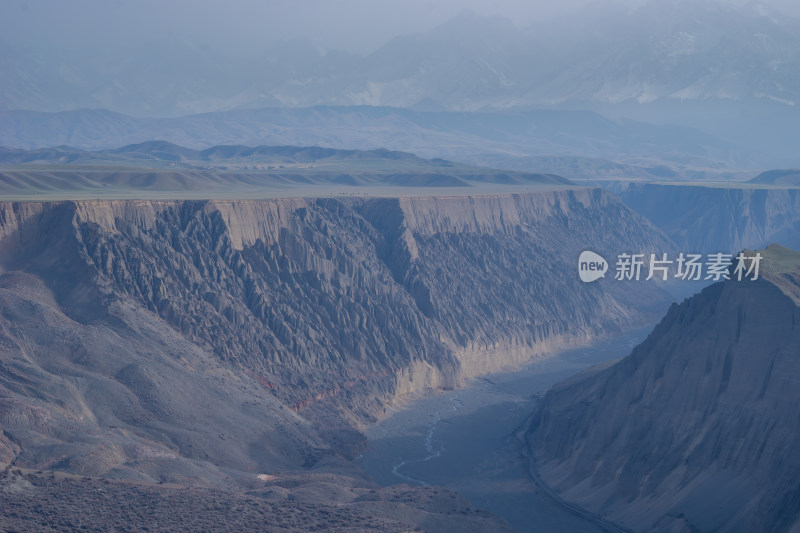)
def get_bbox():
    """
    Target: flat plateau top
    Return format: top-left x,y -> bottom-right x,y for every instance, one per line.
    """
0,183 -> 579,202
